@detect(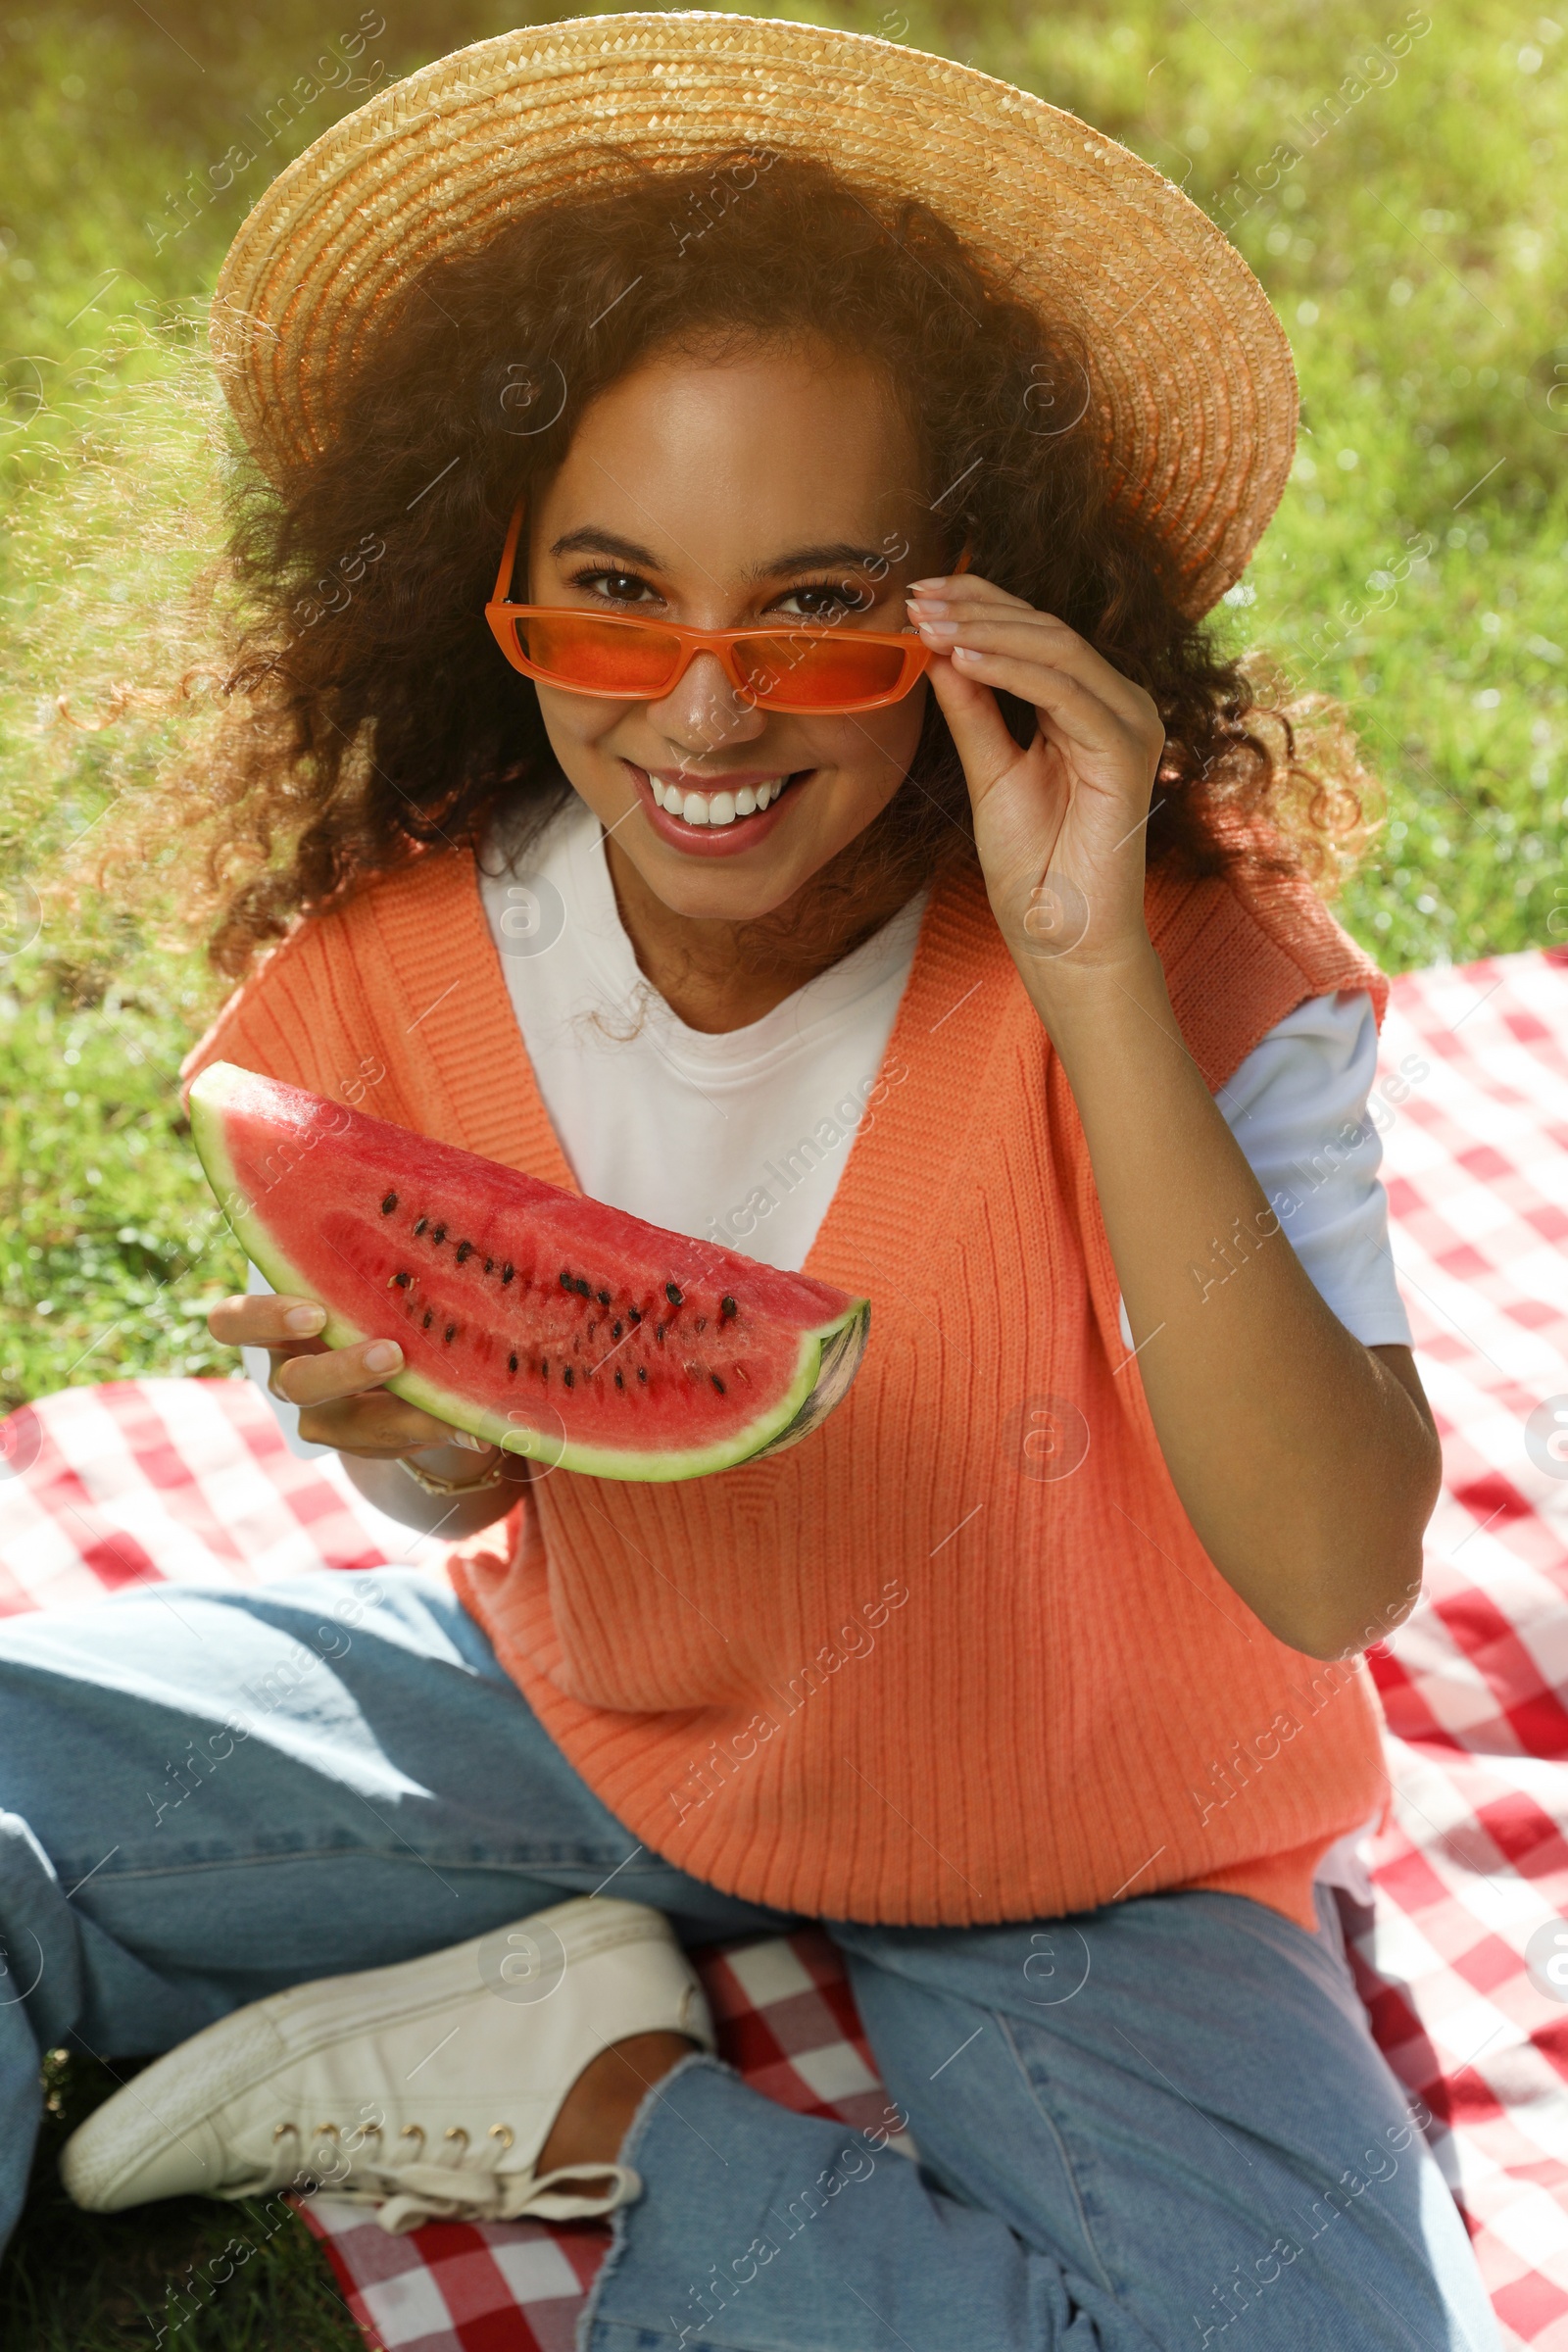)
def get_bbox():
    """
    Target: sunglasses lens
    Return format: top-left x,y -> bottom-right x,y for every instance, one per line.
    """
517,612 -> 680,698
733,633 -> 912,710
